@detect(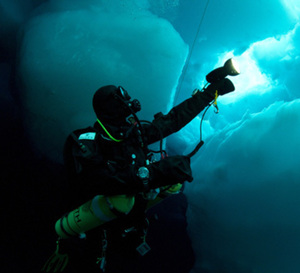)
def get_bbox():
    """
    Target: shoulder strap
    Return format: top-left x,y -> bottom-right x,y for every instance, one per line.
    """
70,130 -> 96,159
